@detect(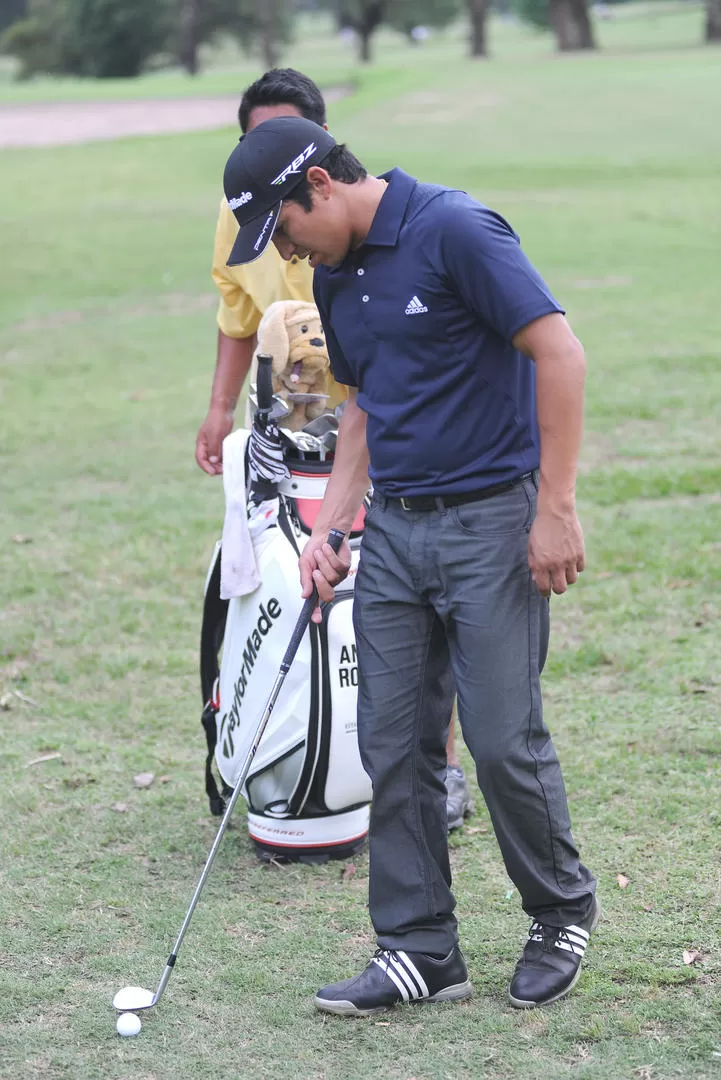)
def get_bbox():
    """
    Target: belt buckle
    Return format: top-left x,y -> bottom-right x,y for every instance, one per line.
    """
400,497 -> 413,511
